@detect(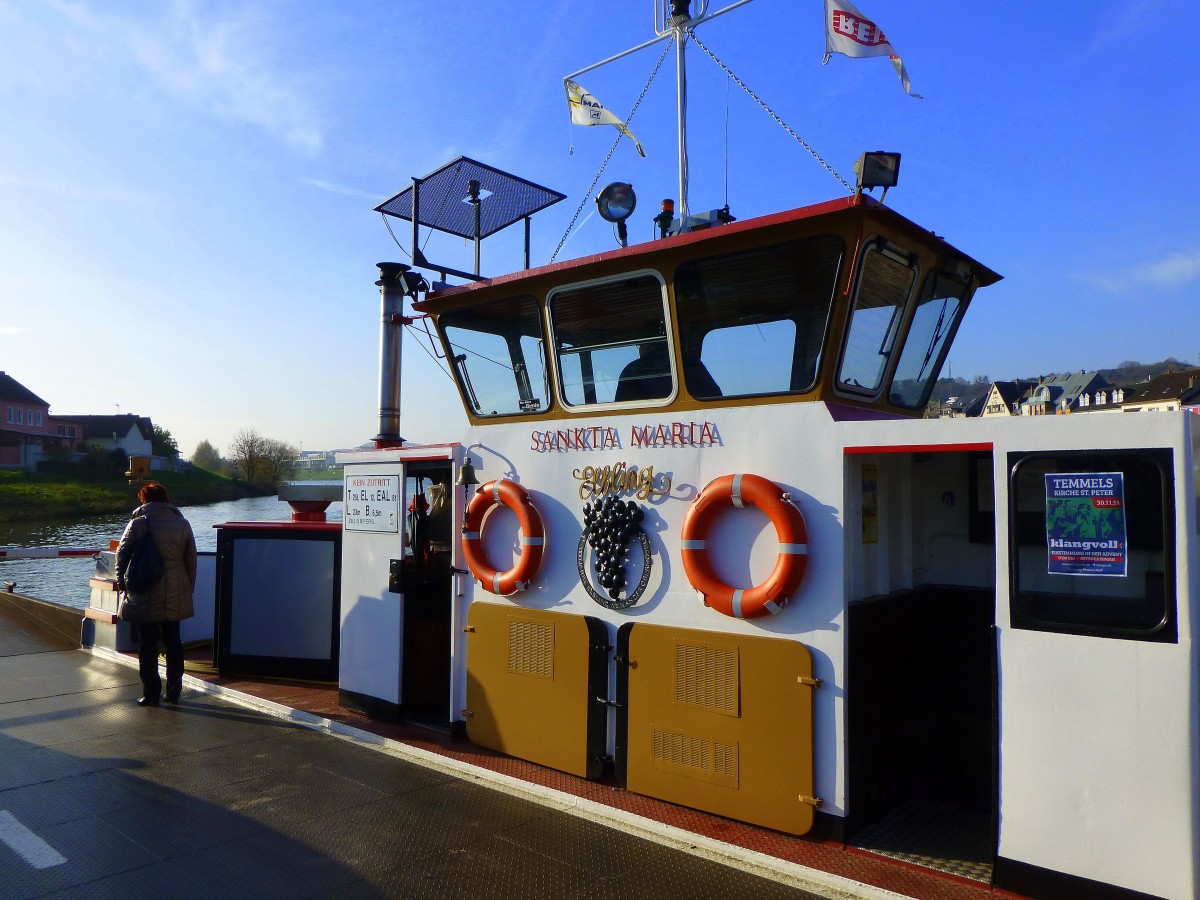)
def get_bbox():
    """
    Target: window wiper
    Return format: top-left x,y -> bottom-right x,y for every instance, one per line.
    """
453,354 -> 481,412
918,299 -> 951,380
